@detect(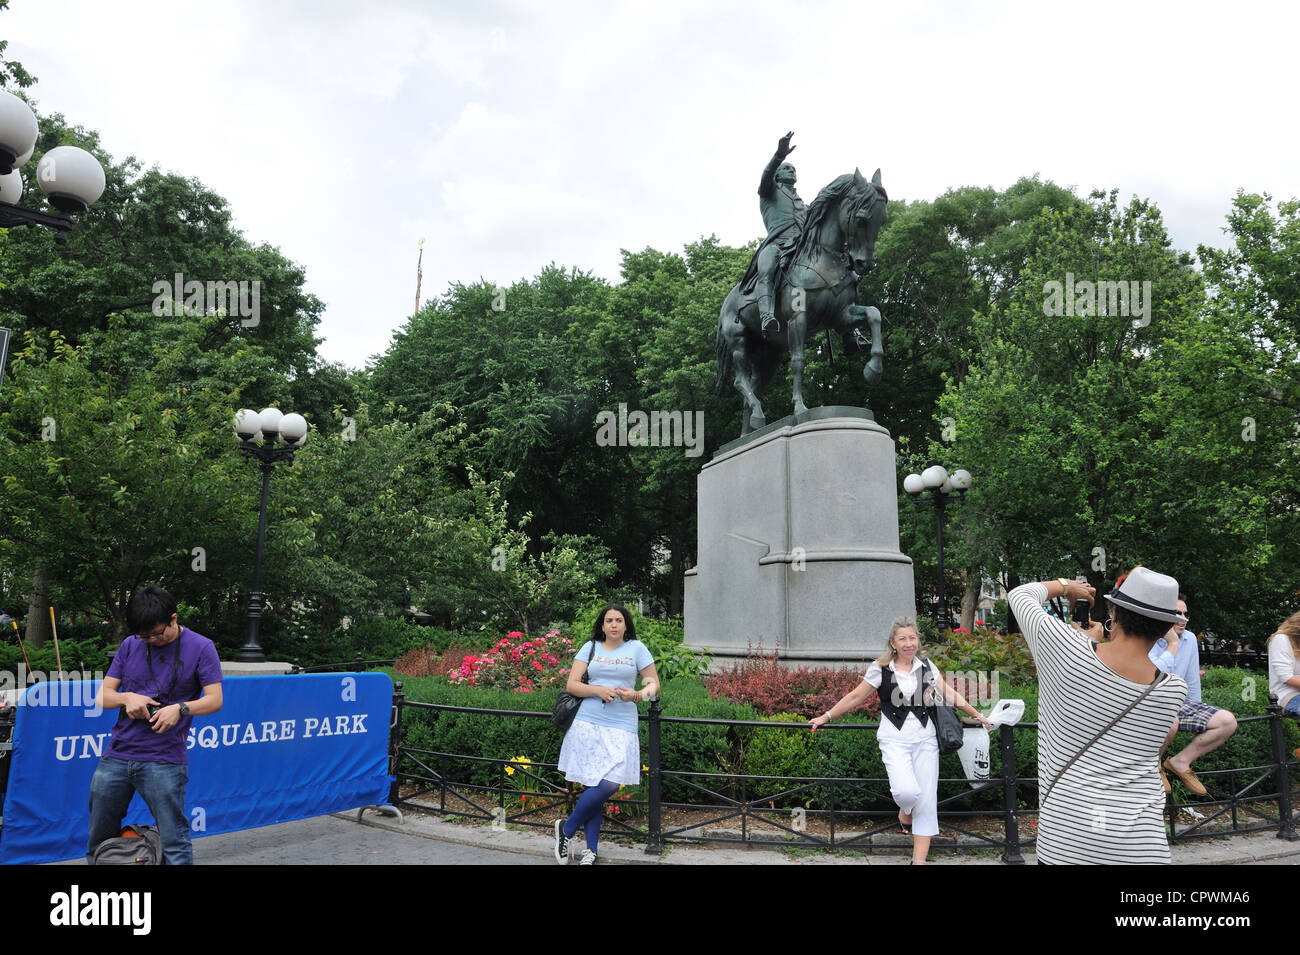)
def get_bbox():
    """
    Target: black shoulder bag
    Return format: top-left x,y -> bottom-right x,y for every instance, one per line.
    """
925,662 -> 966,755
551,641 -> 598,731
